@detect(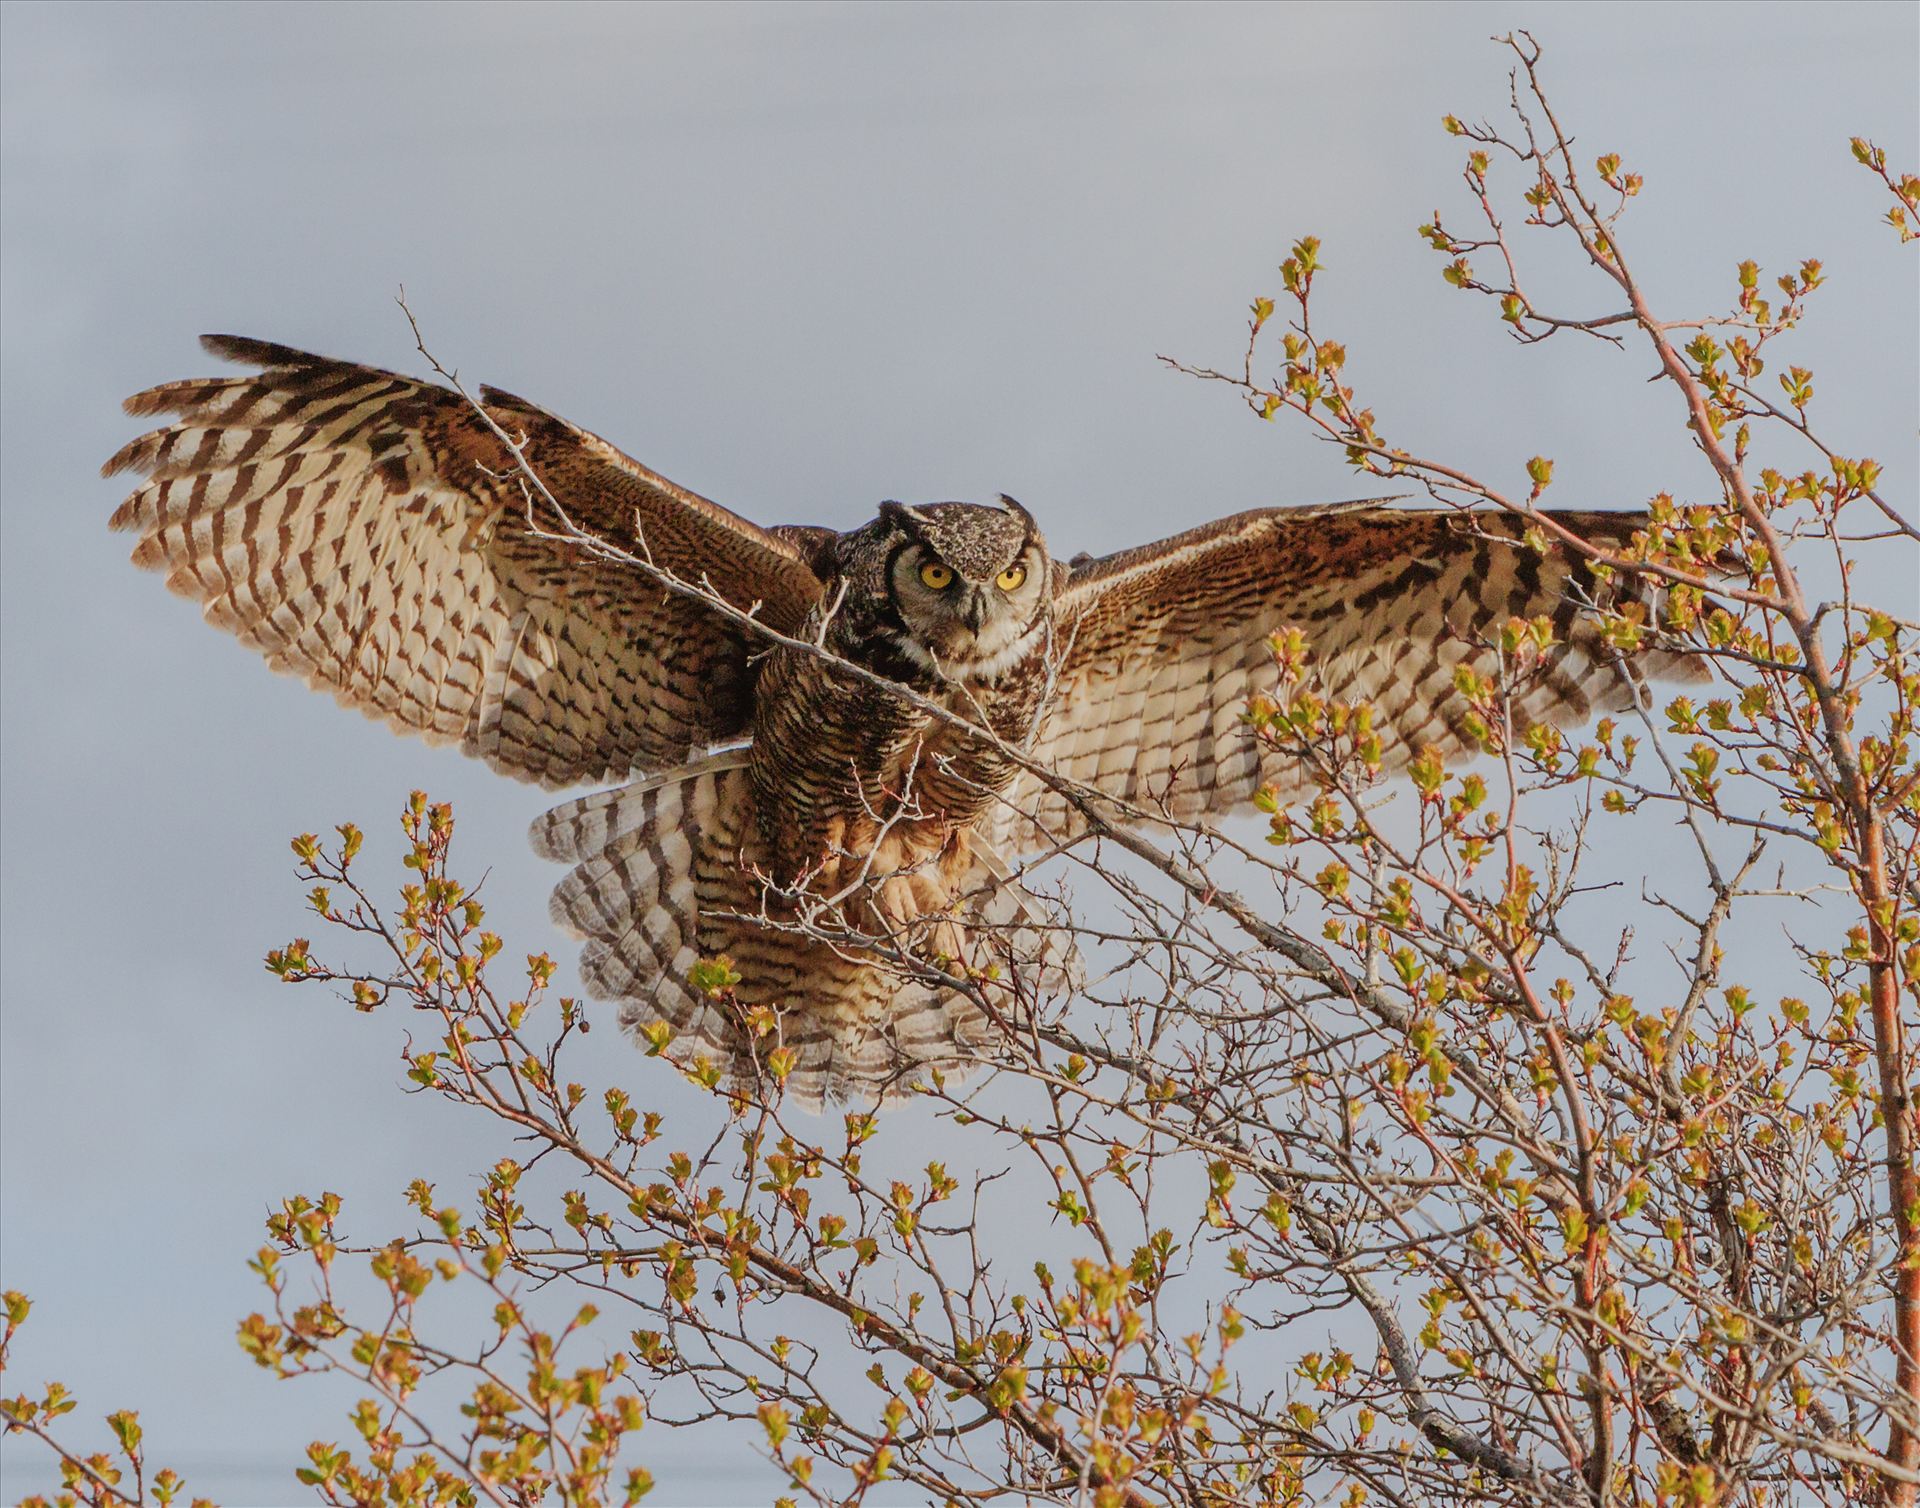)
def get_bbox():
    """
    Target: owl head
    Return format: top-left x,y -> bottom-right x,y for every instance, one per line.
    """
865,496 -> 1056,681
